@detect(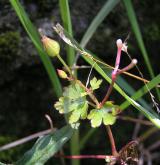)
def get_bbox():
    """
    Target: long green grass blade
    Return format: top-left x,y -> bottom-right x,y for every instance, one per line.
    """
116,76 -> 149,108
123,0 -> 154,78
123,0 -> 160,99
59,0 -> 75,66
120,74 -> 160,110
10,0 -> 62,97
15,126 -> 74,165
59,1 -> 79,165
80,0 -> 120,48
